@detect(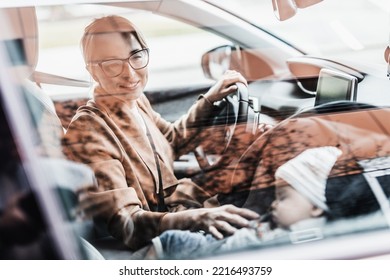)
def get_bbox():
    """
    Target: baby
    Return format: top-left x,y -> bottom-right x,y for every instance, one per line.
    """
147,146 -> 342,259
